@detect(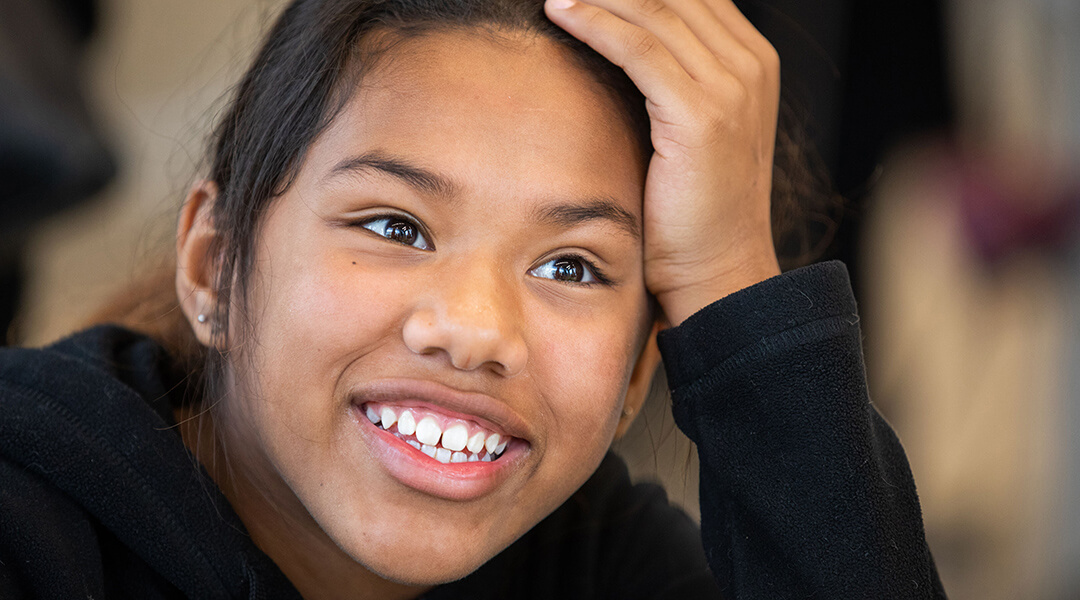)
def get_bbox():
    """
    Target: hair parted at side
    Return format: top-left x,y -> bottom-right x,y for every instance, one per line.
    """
90,0 -> 837,407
